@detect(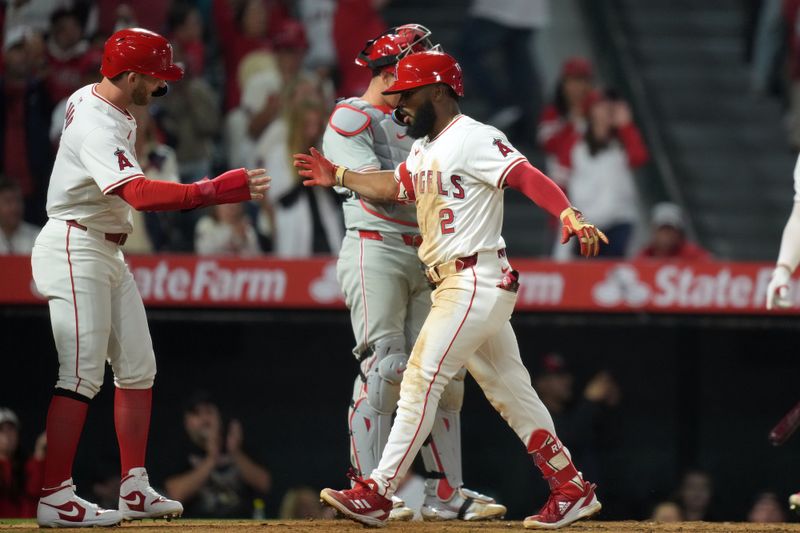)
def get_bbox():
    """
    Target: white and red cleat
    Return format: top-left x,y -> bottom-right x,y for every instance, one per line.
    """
320,471 -> 393,527
421,485 -> 507,521
37,478 -> 123,528
523,480 -> 602,529
389,495 -> 414,521
119,467 -> 183,520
